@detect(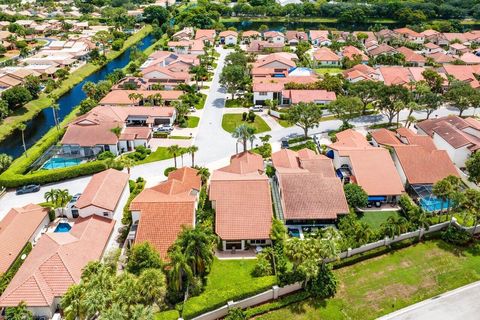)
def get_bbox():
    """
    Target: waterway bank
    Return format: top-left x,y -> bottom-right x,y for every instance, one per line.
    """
0,25 -> 153,147
0,28 -> 155,158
